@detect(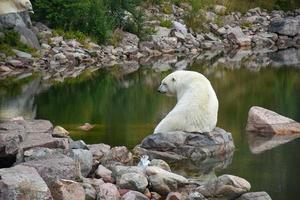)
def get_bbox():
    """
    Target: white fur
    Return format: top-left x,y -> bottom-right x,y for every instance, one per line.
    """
0,0 -> 33,15
154,70 -> 219,133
